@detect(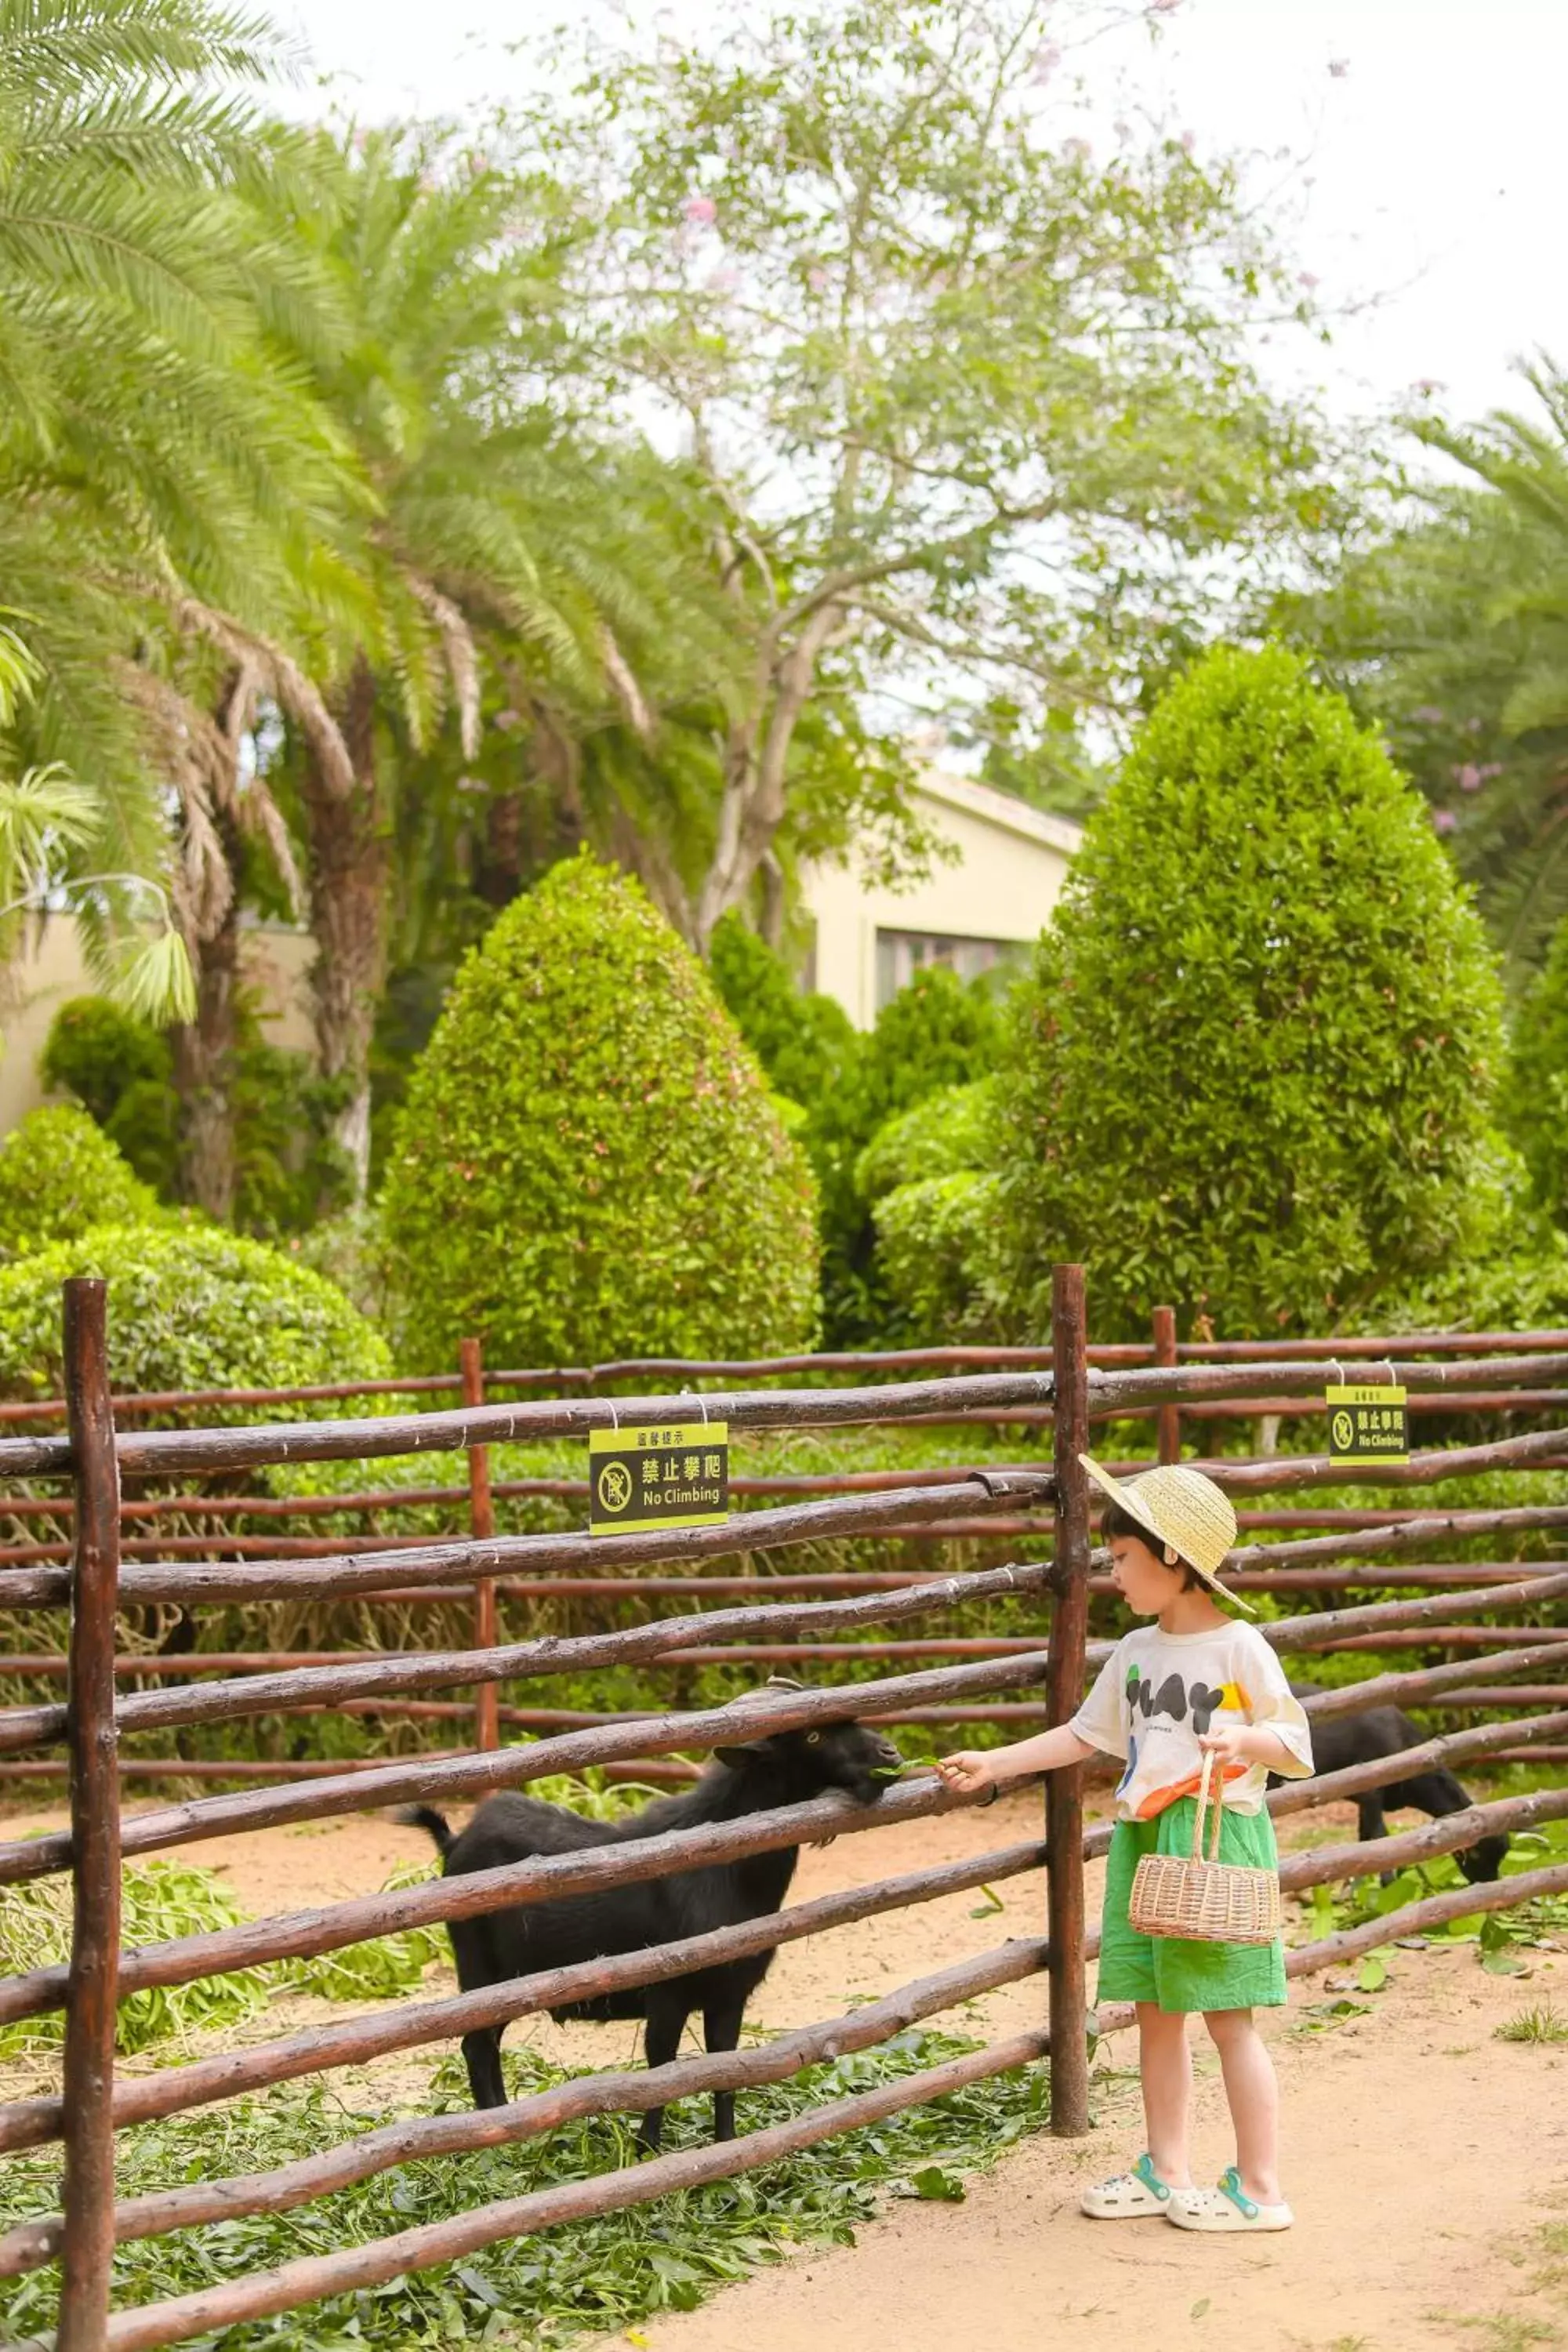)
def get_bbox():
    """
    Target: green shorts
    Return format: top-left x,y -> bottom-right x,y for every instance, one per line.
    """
1096,1798 -> 1287,2015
